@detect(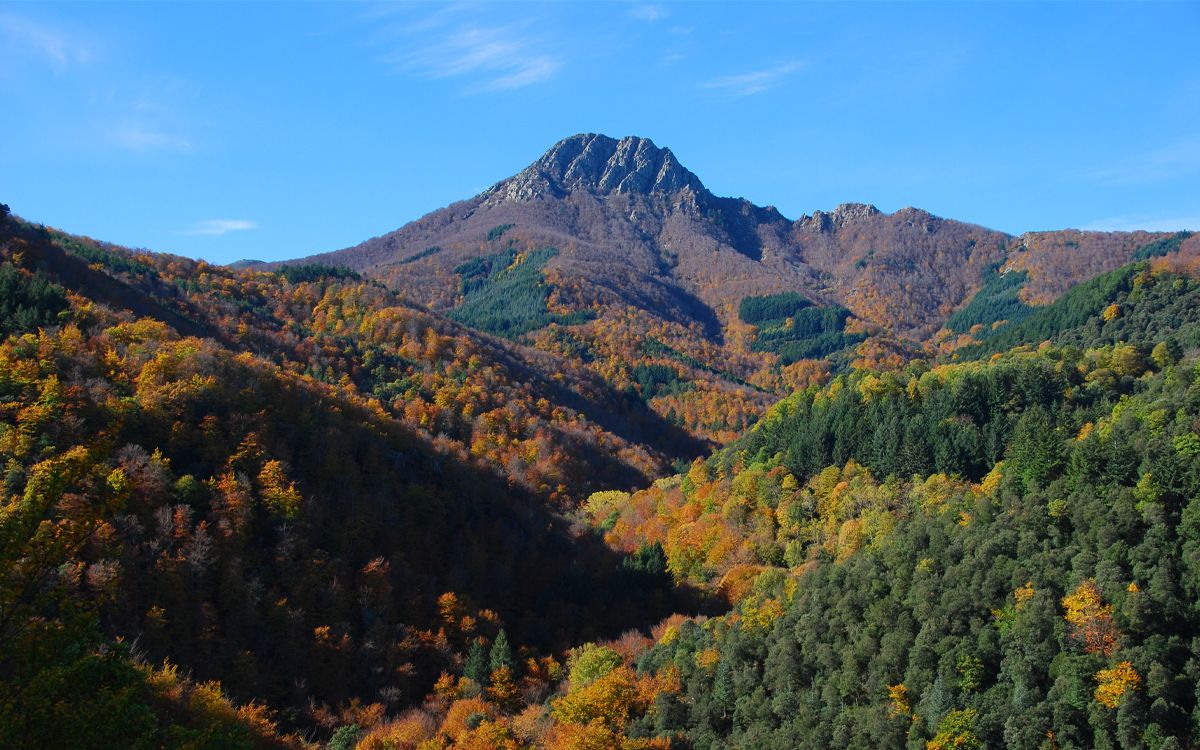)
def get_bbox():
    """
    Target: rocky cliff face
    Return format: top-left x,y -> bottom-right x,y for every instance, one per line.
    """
482,134 -> 705,204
